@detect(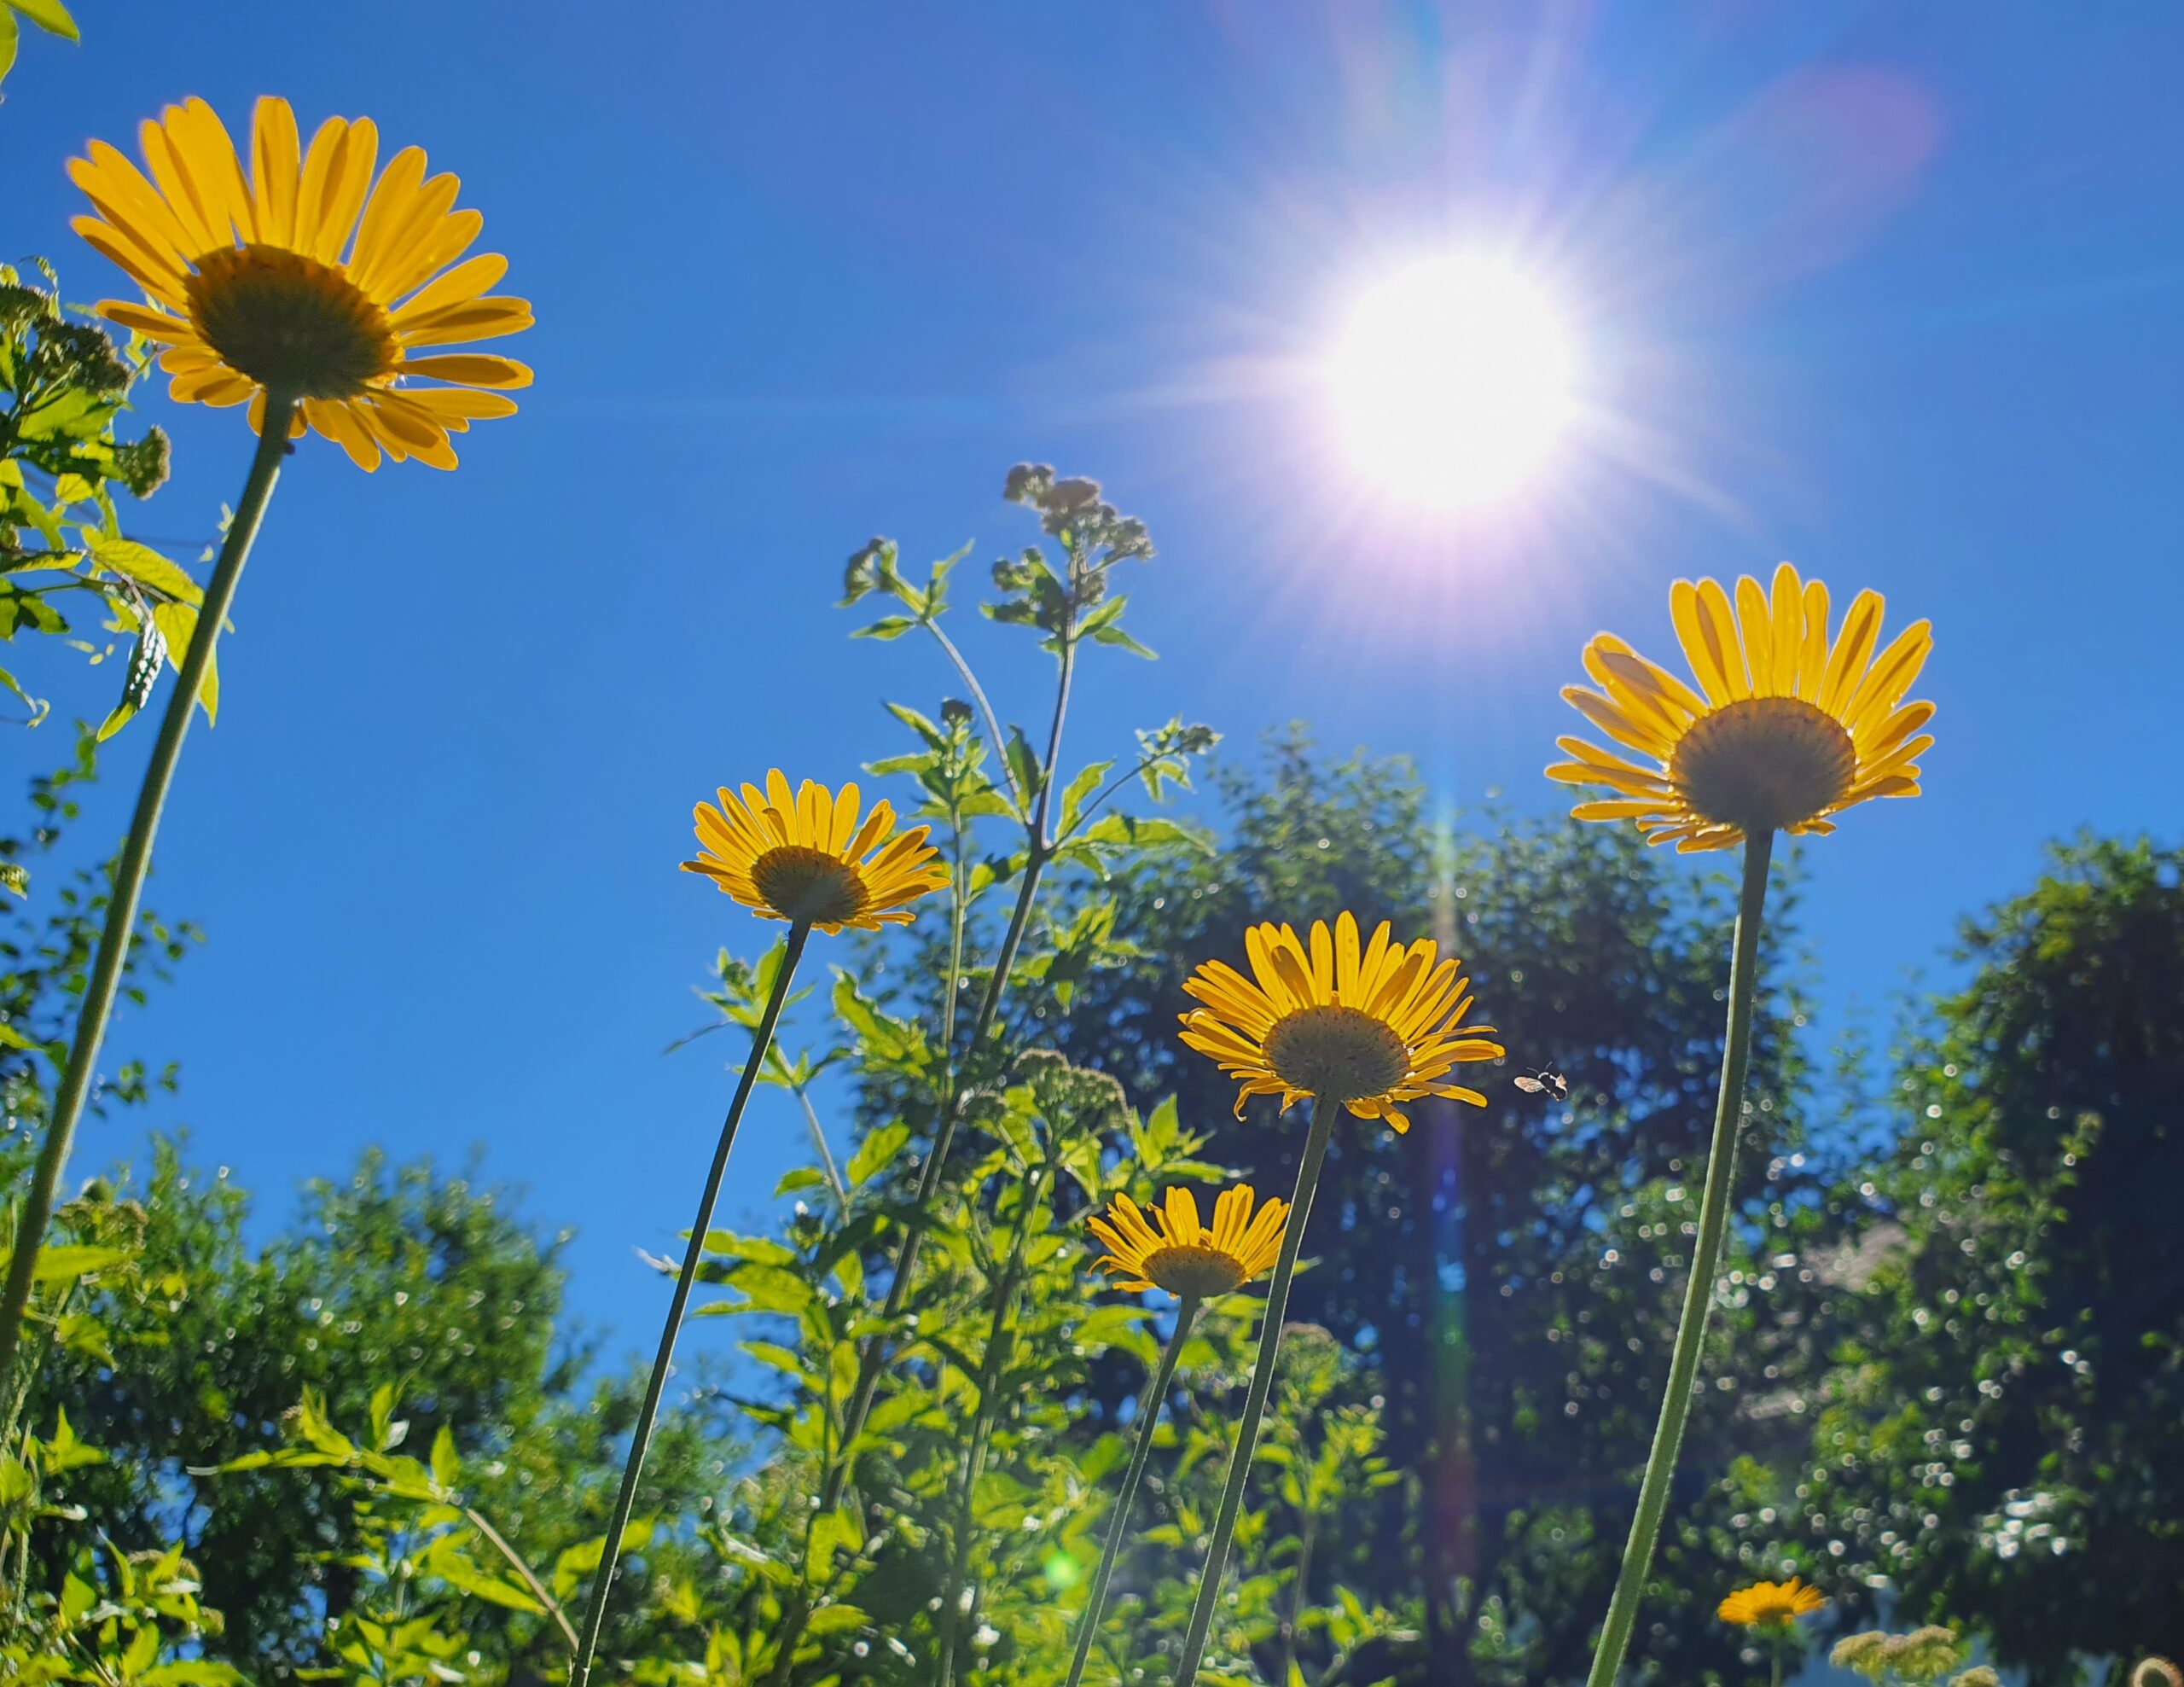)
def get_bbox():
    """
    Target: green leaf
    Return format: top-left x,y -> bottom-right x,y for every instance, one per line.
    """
1090,623 -> 1157,659
802,1602 -> 868,1639
775,1165 -> 828,1196
122,1621 -> 160,1678
14,1243 -> 130,1284
804,1506 -> 863,1580
739,1340 -> 809,1382
851,615 -> 915,641
0,10 -> 20,81
86,536 -> 202,605
150,602 -> 218,724
1055,759 -> 1112,835
551,1518 -> 653,1603
429,1425 -> 459,1492
844,1120 -> 909,1188
7,0 -> 78,42
720,1264 -> 814,1317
